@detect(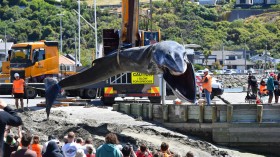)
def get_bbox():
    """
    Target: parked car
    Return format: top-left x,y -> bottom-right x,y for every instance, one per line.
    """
224,69 -> 237,75
247,68 -> 256,74
195,70 -> 213,76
